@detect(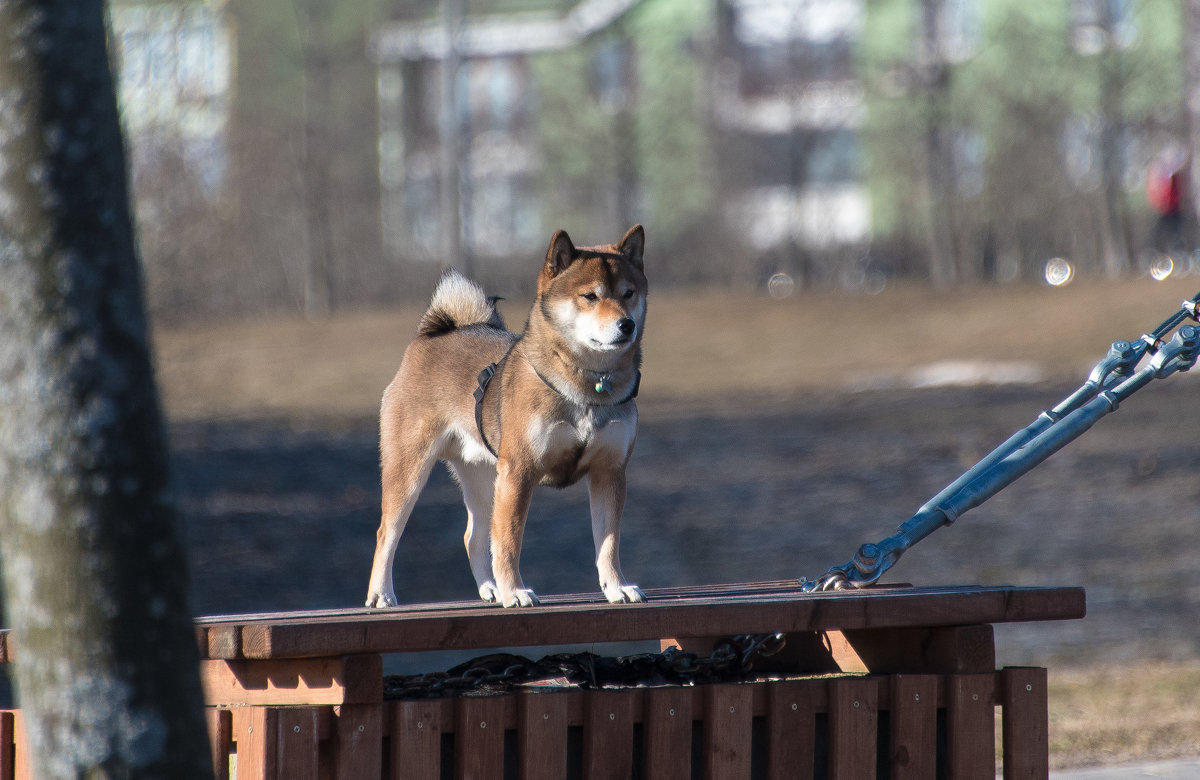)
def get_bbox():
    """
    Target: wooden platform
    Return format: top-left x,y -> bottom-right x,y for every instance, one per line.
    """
1,581 -> 1087,779
192,581 -> 1085,661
